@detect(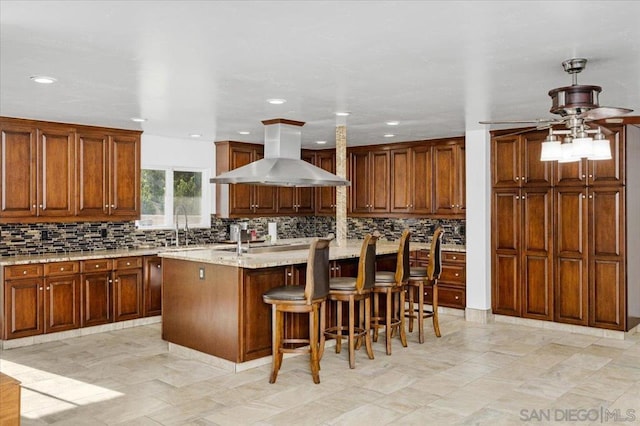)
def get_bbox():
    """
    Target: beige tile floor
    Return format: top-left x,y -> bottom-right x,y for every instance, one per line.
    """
1,315 -> 639,425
